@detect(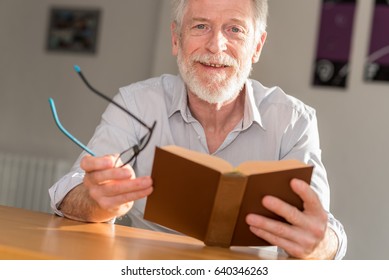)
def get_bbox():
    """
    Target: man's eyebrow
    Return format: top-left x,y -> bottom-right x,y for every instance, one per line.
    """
190,17 -> 248,27
229,17 -> 250,28
190,17 -> 210,23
